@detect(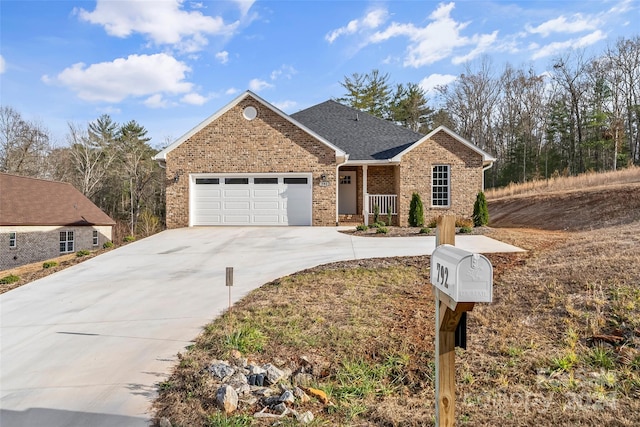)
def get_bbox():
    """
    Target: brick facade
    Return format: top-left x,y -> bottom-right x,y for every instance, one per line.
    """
164,96 -> 338,228
0,225 -> 112,271
398,131 -> 483,226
